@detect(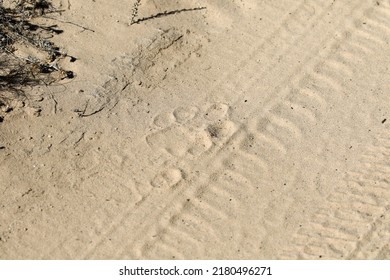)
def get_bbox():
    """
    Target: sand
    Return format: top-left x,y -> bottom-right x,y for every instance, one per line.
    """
0,0 -> 390,259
